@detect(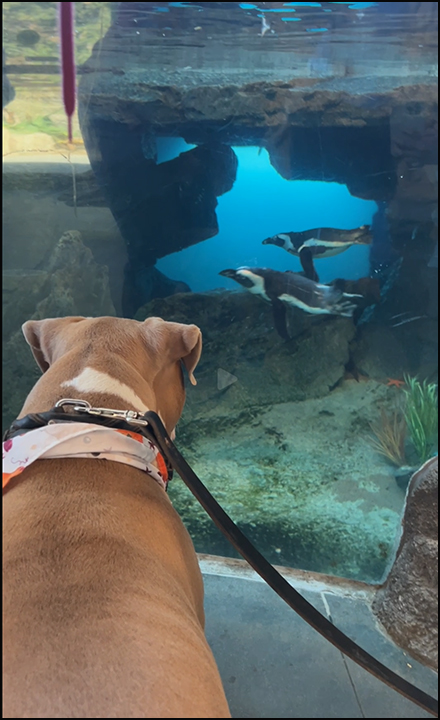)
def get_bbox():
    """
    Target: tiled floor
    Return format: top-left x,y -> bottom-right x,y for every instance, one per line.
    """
200,558 -> 438,719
